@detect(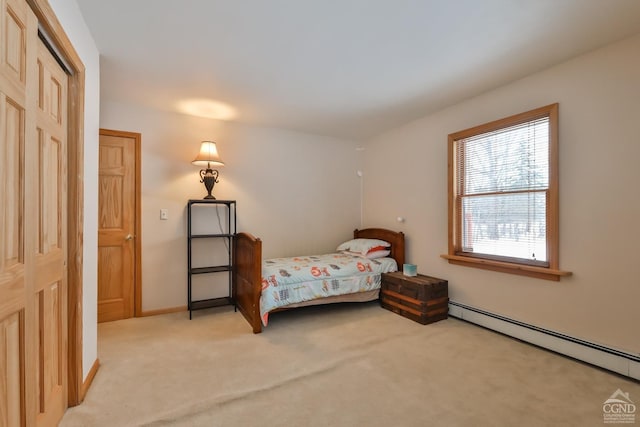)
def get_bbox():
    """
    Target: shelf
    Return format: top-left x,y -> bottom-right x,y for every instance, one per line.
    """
190,297 -> 234,311
187,199 -> 236,319
188,199 -> 236,205
190,265 -> 231,274
189,233 -> 234,239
